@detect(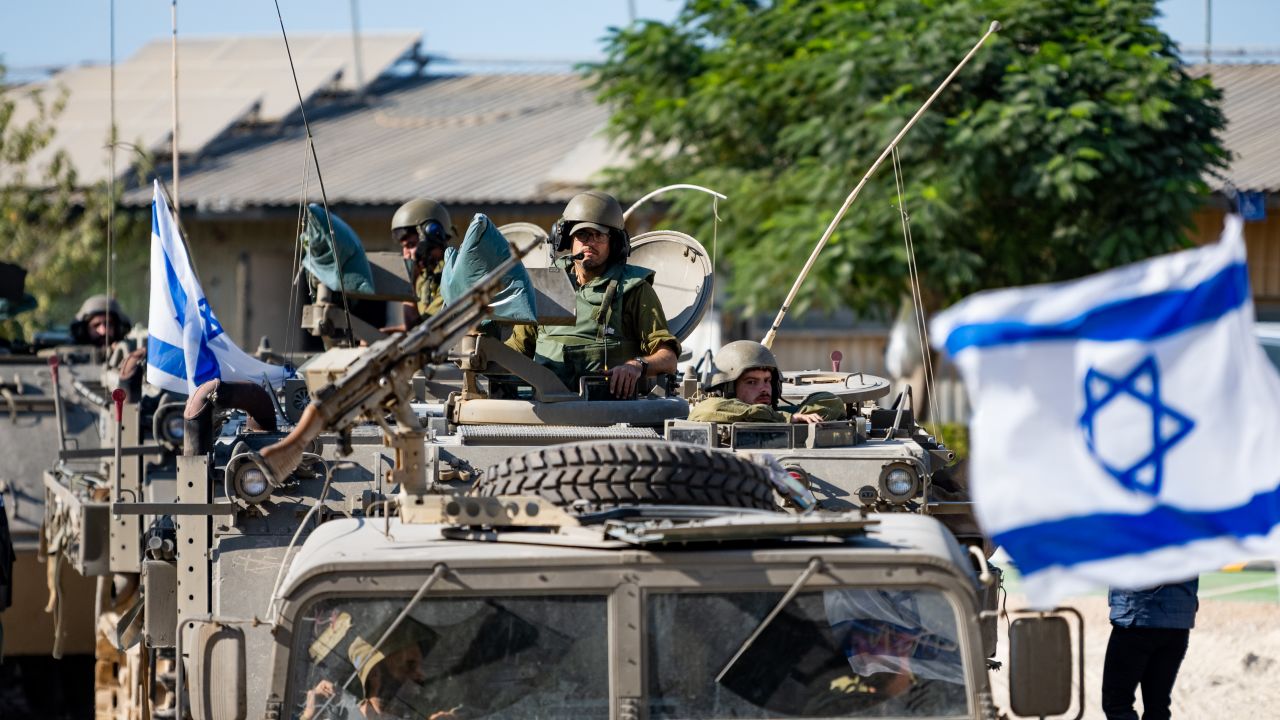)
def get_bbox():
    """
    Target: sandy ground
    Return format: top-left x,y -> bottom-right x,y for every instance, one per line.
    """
987,593 -> 1280,719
